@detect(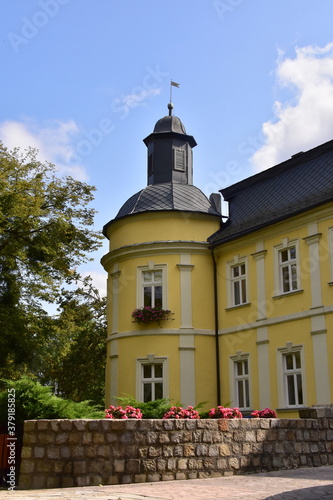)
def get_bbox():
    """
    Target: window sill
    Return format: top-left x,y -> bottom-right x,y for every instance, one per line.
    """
272,289 -> 304,300
225,302 -> 251,311
276,406 -> 305,412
